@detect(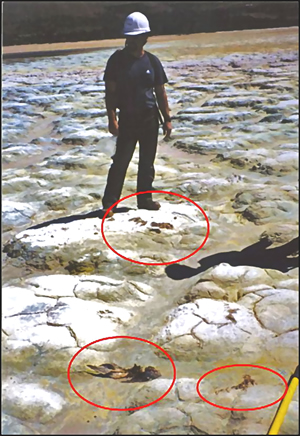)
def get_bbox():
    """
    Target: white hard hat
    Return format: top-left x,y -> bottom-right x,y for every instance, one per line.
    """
123,12 -> 151,36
